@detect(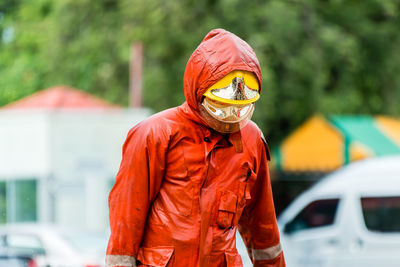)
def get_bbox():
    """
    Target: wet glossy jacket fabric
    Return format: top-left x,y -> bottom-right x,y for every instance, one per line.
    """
106,29 -> 285,267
